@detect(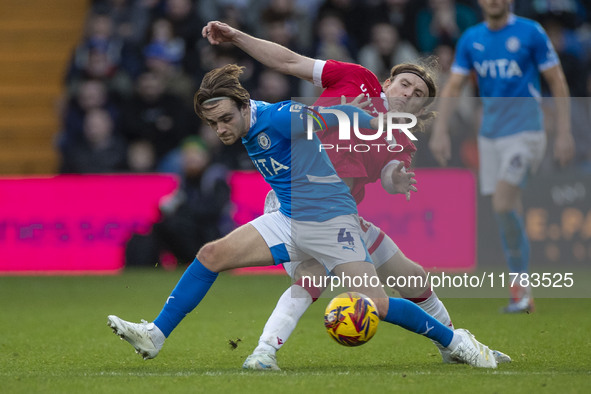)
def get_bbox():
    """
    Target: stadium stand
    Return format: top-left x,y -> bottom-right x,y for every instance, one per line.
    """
0,1 -> 87,174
